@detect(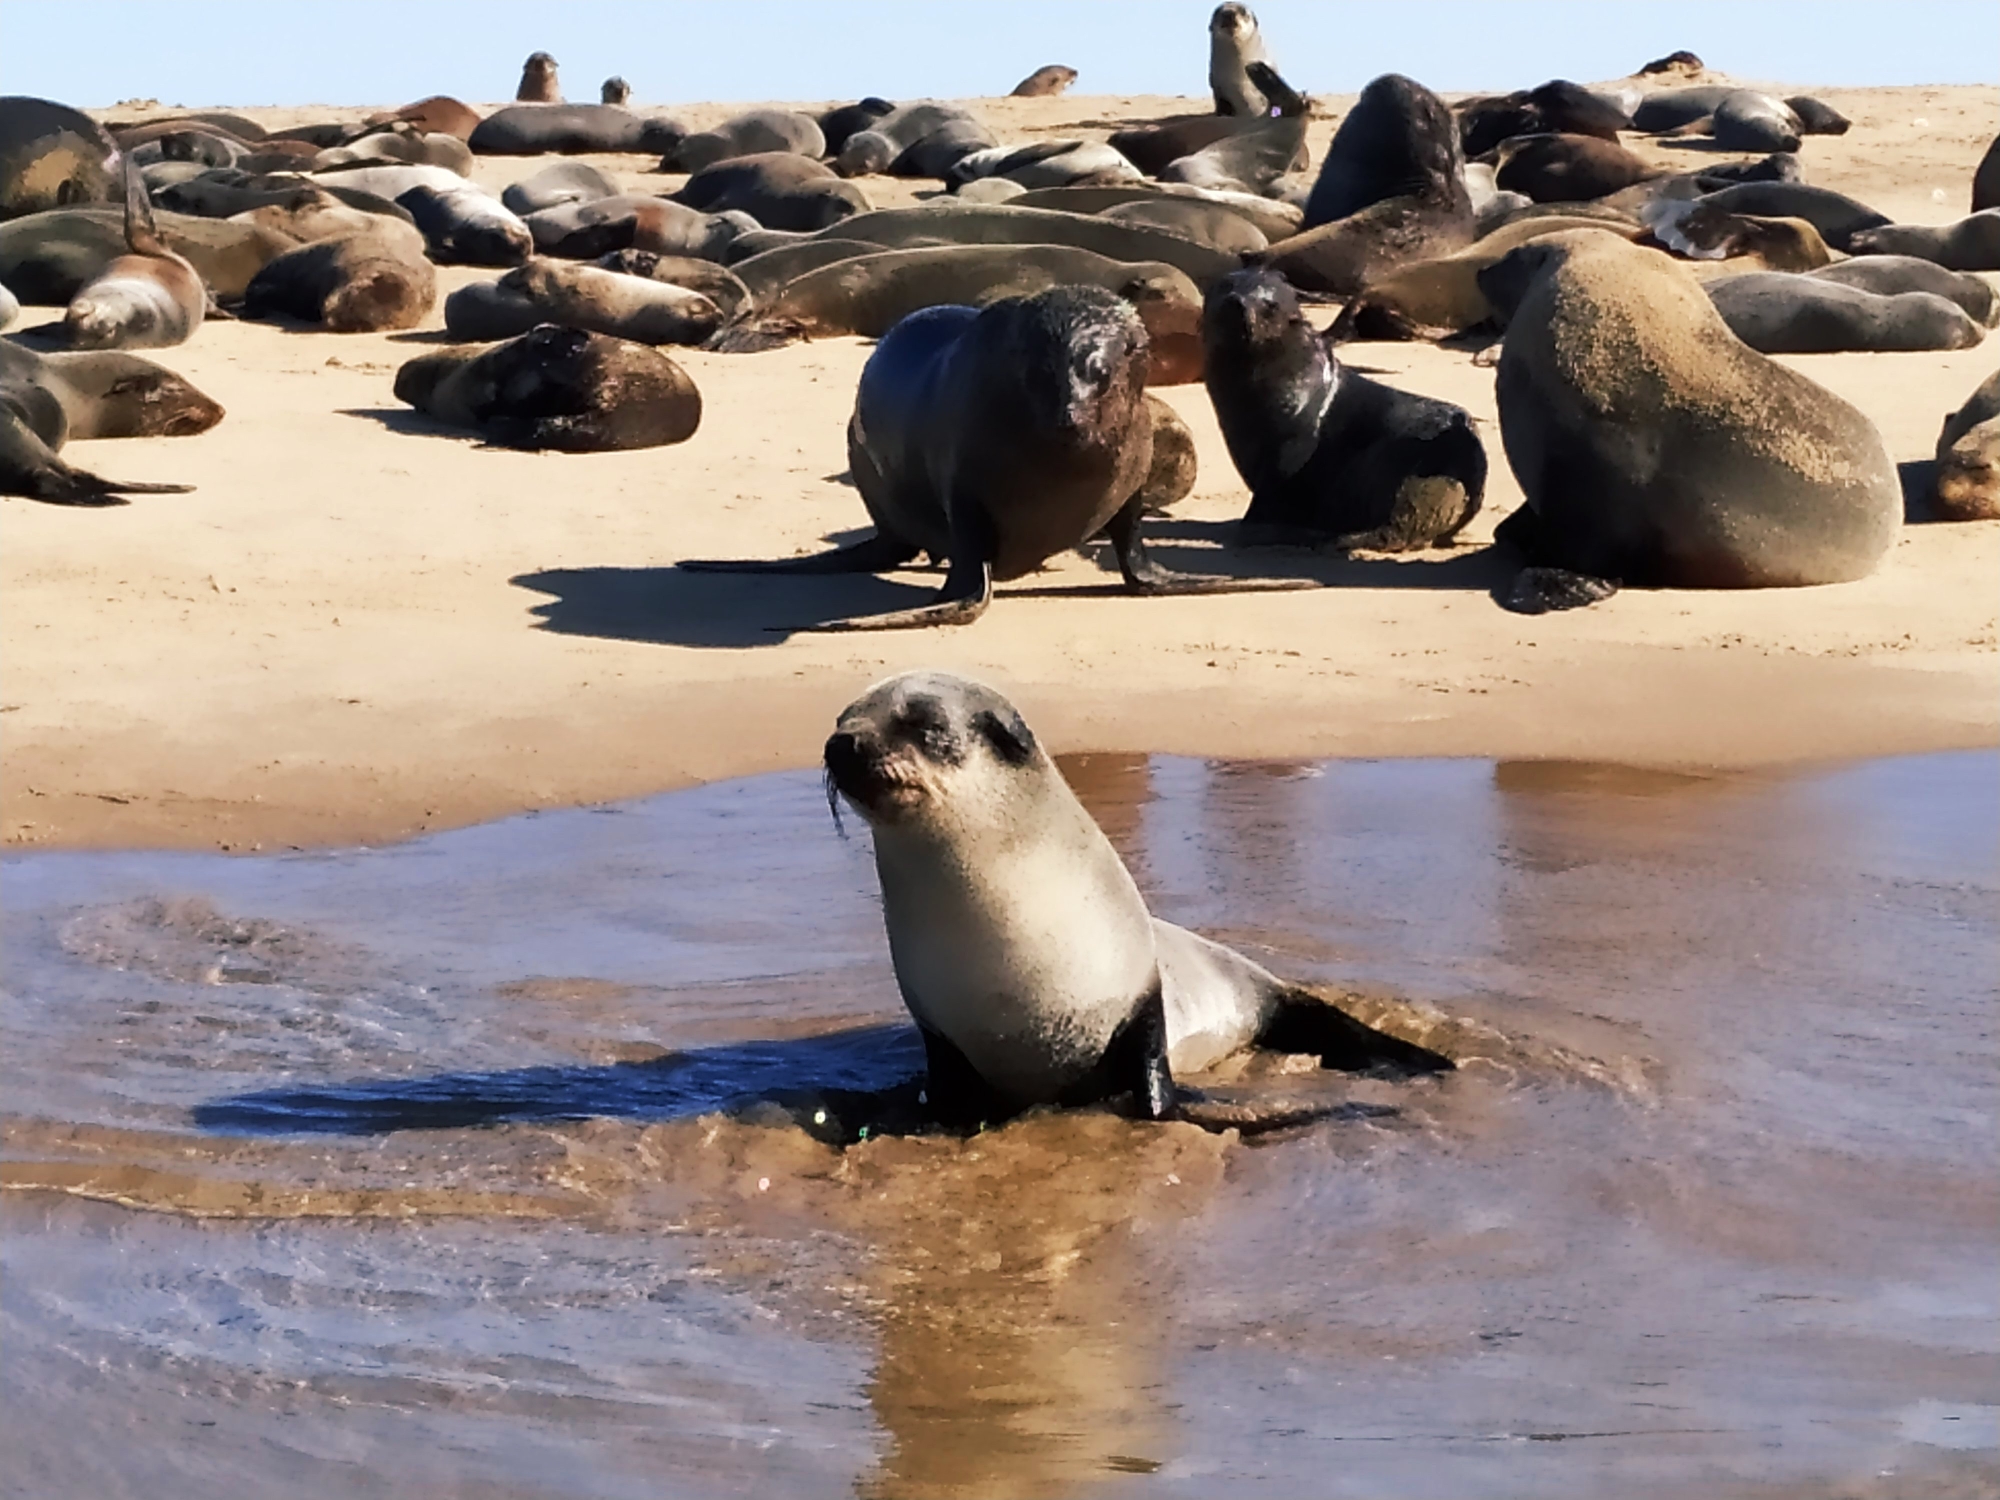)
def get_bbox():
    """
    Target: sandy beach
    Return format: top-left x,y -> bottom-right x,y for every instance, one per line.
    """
4,83 -> 1996,852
